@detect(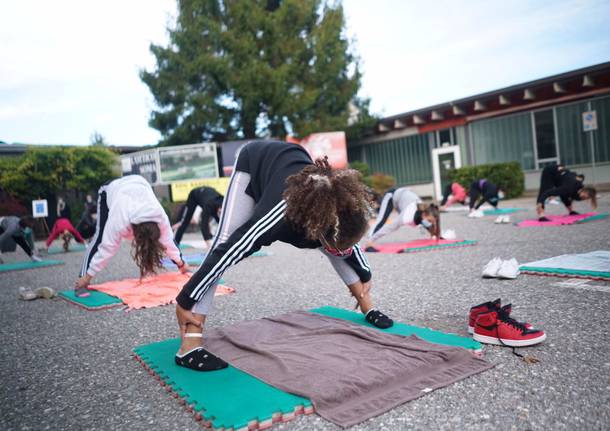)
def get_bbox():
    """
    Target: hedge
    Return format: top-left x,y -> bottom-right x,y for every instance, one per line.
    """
448,161 -> 524,199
